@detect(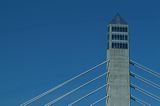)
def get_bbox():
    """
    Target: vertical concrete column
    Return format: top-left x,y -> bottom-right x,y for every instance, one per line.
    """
106,14 -> 130,106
